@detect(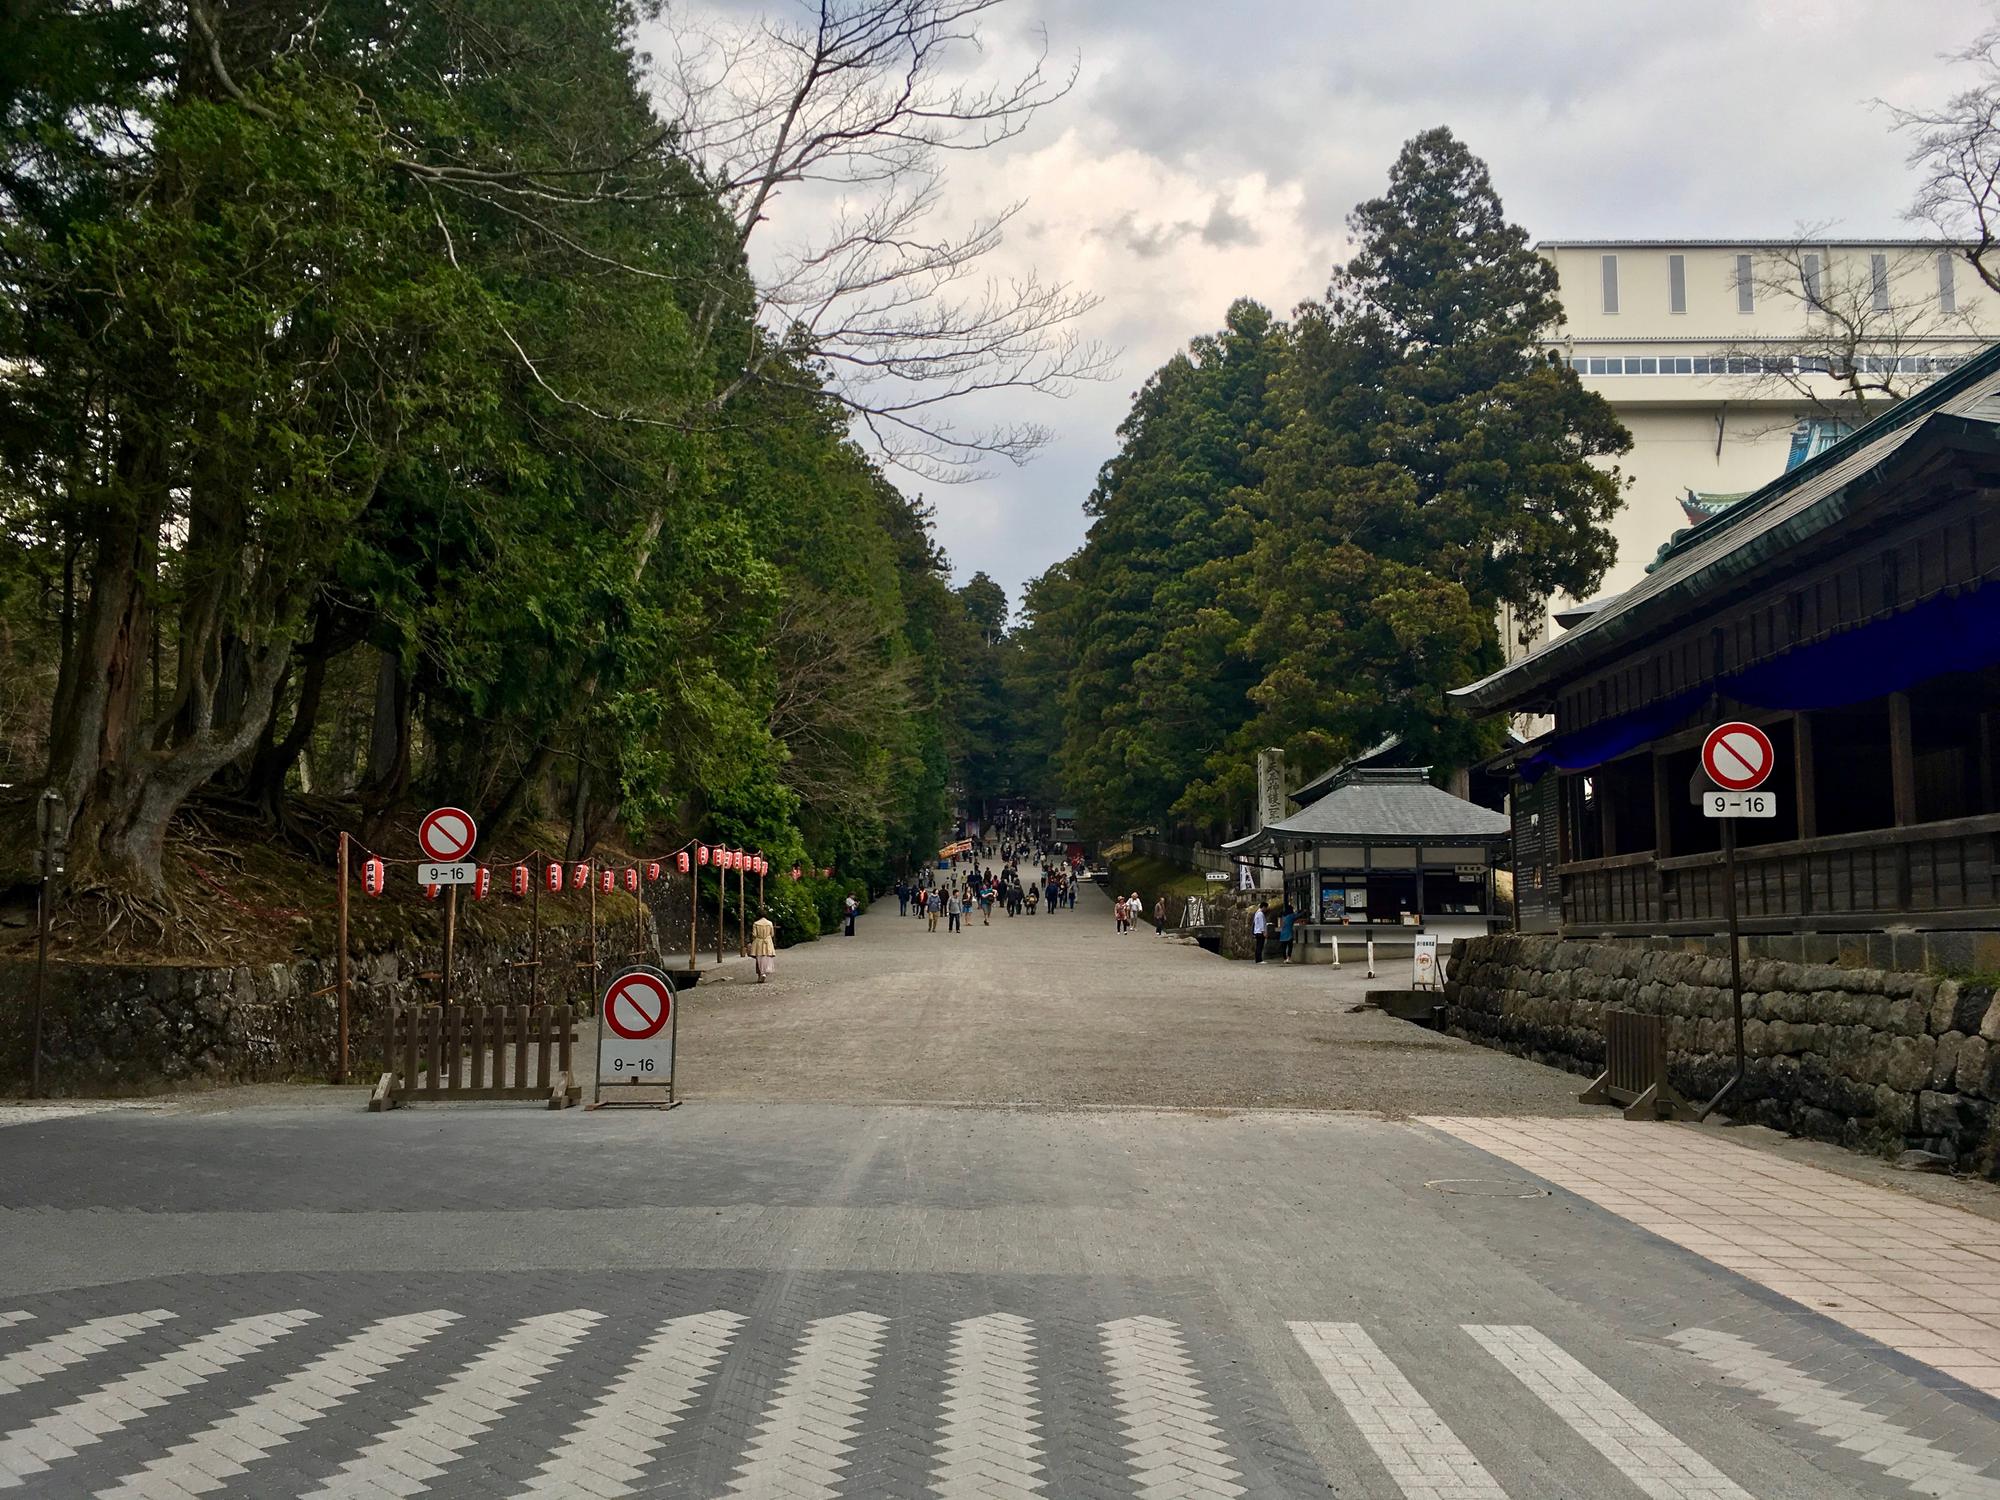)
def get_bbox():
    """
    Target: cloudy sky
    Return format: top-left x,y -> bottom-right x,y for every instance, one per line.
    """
657,0 -> 1993,614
